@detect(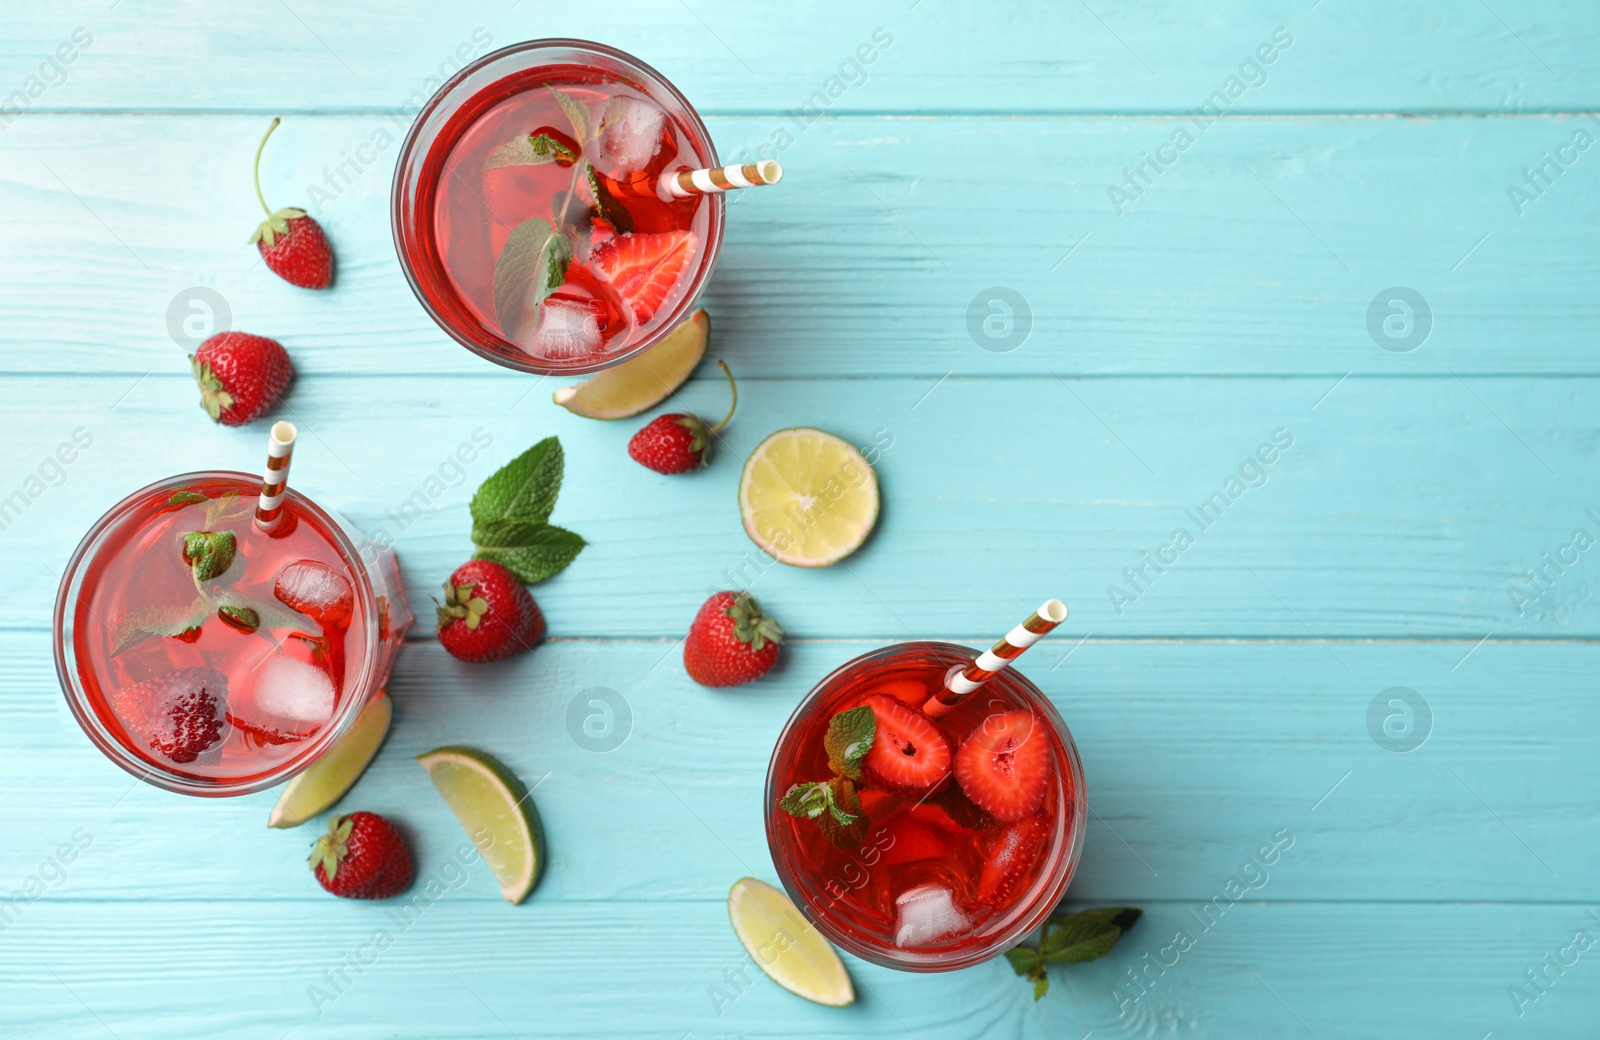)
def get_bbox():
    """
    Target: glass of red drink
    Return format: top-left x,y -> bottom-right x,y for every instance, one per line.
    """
53,472 -> 413,796
766,642 -> 1087,971
392,39 -> 724,374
